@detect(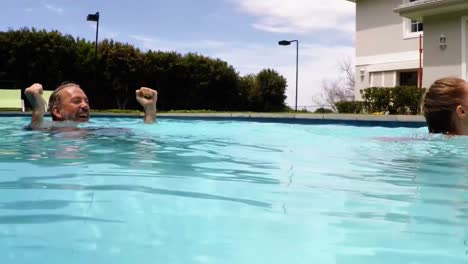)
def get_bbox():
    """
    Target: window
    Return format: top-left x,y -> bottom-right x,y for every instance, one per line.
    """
409,0 -> 423,33
399,71 -> 418,86
410,19 -> 423,33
